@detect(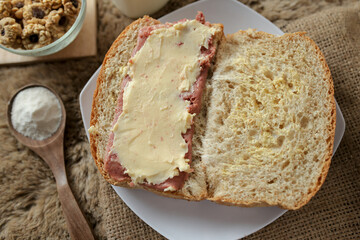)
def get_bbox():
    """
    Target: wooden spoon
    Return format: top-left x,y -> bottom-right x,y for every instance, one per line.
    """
7,84 -> 94,240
